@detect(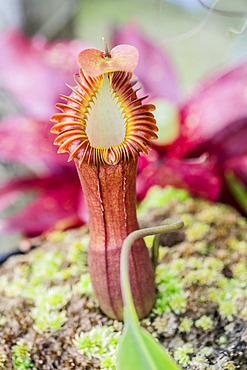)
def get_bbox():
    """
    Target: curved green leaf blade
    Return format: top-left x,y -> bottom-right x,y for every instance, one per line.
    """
117,309 -> 180,370
225,171 -> 247,214
118,220 -> 183,370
